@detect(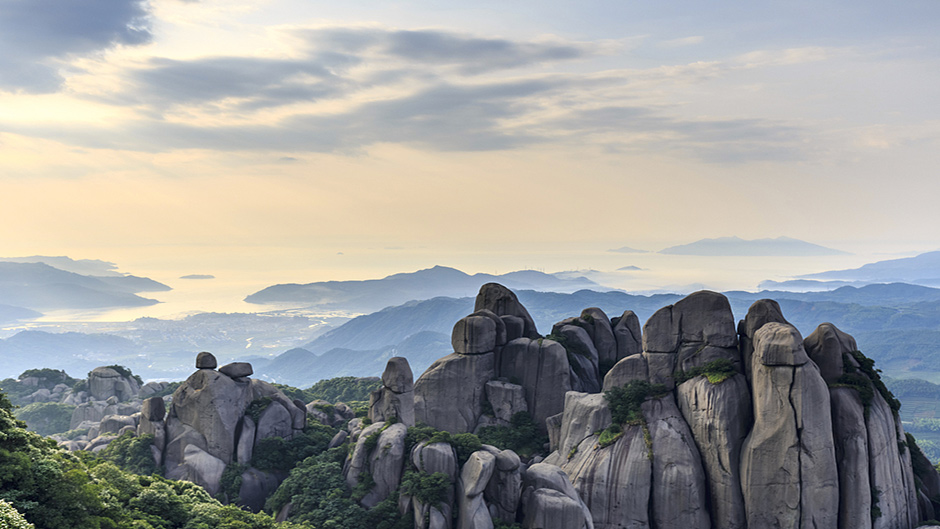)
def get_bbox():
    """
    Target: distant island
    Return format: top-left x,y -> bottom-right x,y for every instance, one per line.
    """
659,236 -> 849,256
617,265 -> 645,271
607,245 -> 649,253
180,274 -> 215,280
